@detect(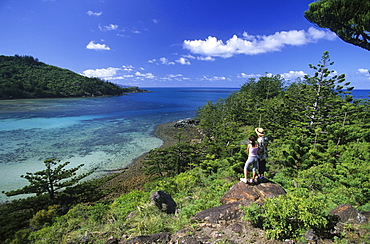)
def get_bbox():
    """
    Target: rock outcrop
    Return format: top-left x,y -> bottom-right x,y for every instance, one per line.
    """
121,180 -> 287,244
174,118 -> 198,127
220,181 -> 286,206
329,203 -> 368,239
